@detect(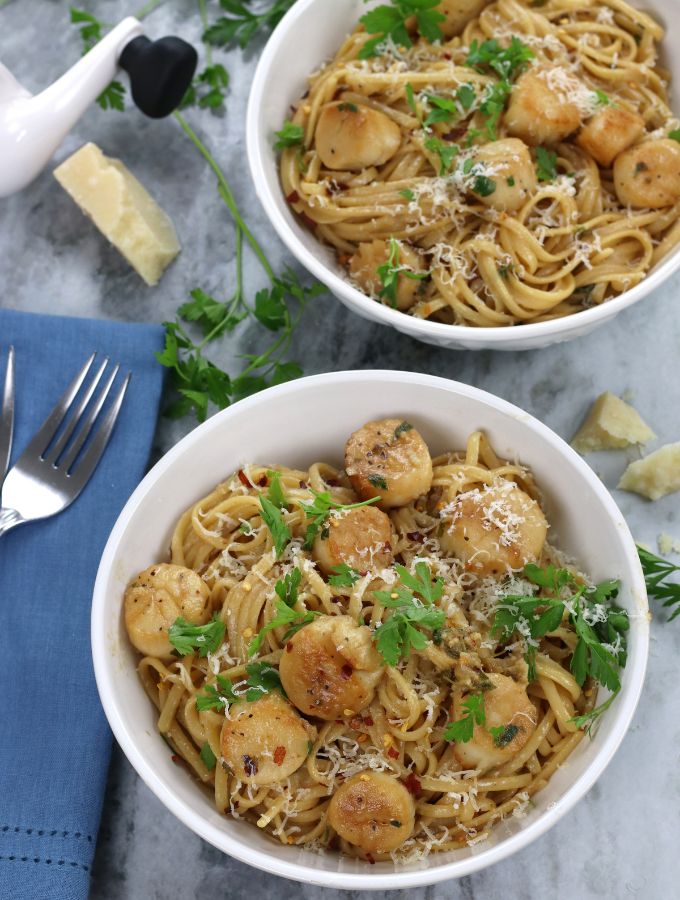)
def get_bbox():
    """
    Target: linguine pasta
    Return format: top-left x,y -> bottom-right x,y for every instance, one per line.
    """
280,0 -> 680,327
124,421 -> 627,861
